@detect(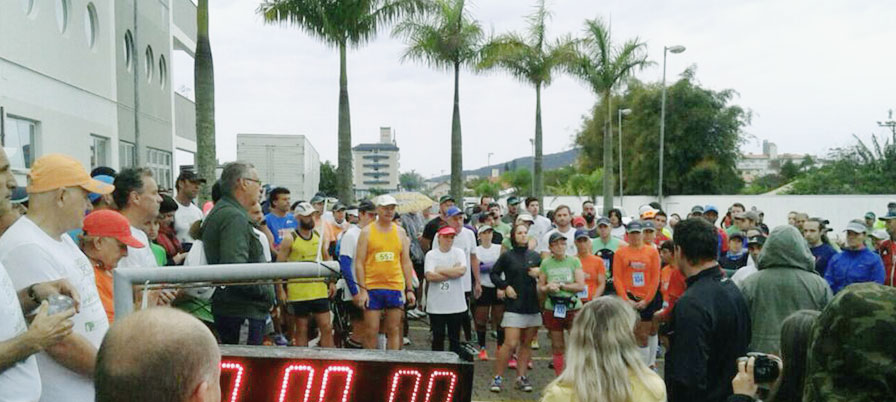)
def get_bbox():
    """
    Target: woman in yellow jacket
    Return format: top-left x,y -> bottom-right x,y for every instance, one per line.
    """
541,296 -> 666,402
